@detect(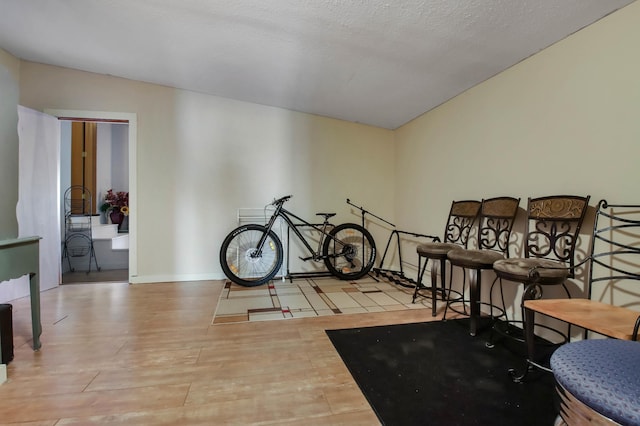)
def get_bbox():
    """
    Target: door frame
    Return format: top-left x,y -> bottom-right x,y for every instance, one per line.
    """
45,109 -> 137,282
